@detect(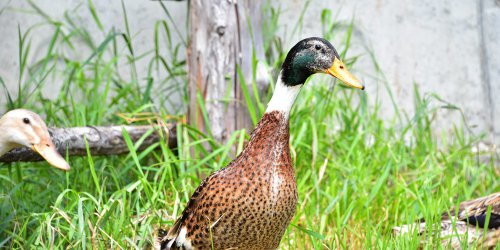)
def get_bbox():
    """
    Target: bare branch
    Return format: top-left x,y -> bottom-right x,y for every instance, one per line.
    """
0,125 -> 176,163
